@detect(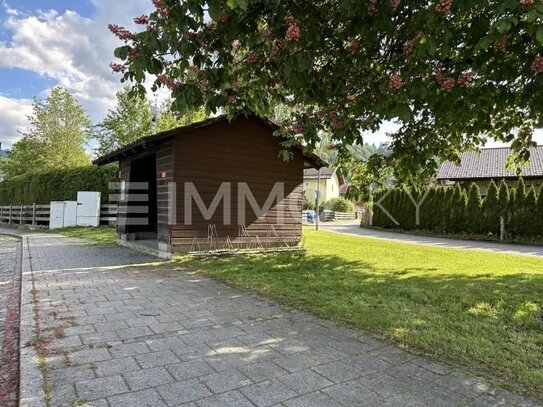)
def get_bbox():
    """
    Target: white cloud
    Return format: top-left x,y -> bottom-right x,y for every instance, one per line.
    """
0,96 -> 32,146
0,0 -> 153,146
